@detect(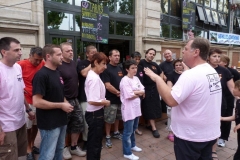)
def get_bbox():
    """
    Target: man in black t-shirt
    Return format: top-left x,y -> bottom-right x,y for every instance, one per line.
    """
159,49 -> 174,81
101,49 -> 123,148
139,48 -> 163,138
32,44 -> 74,160
58,42 -> 86,159
76,45 -> 97,151
159,49 -> 175,114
